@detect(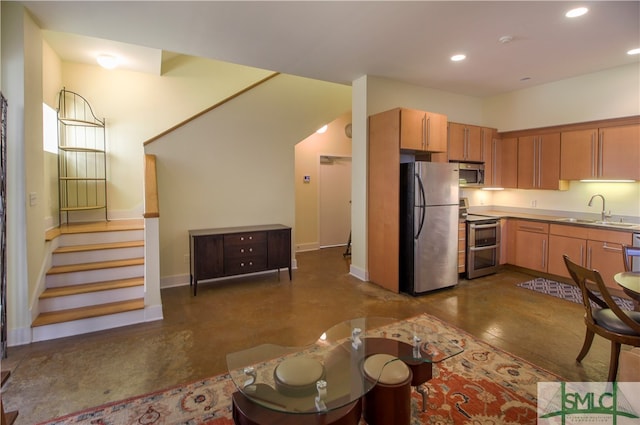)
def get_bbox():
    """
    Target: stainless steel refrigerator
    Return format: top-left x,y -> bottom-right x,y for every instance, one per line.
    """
400,161 -> 459,295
